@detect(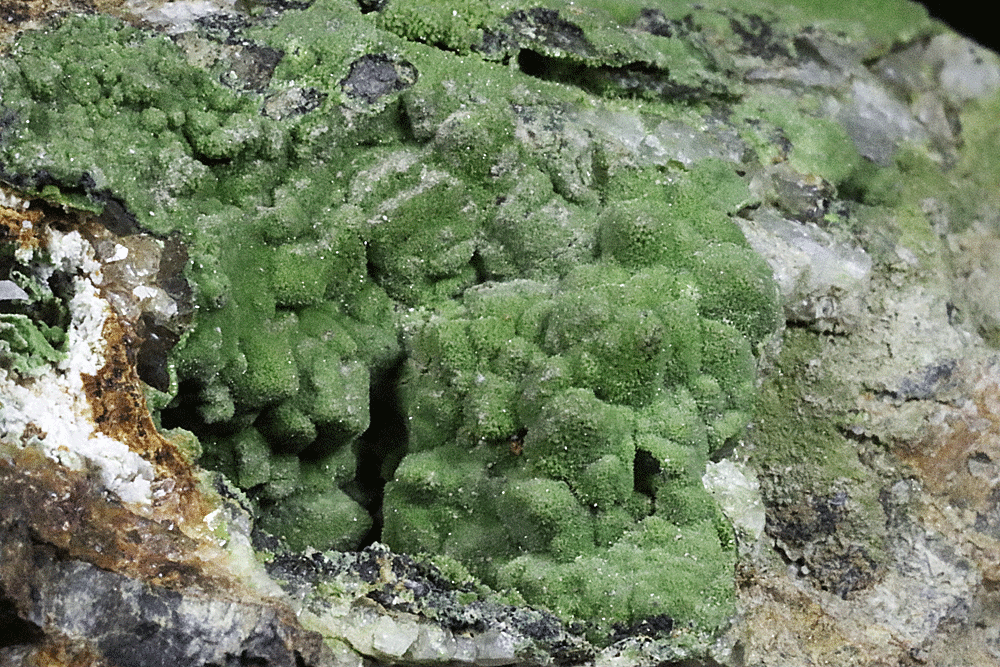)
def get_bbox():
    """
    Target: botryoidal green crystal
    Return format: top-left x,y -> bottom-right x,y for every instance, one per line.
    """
0,0 -> 939,646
